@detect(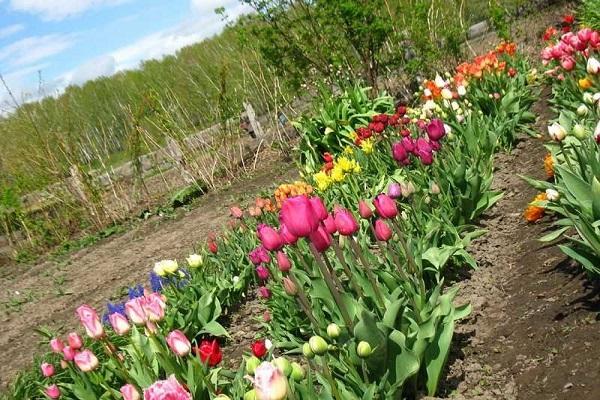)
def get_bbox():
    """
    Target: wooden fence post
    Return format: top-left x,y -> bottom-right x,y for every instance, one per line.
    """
243,102 -> 265,140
